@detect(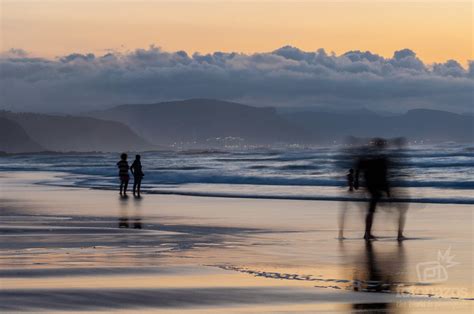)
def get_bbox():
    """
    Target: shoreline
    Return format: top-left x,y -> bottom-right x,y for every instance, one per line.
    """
91,186 -> 474,205
18,169 -> 474,205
